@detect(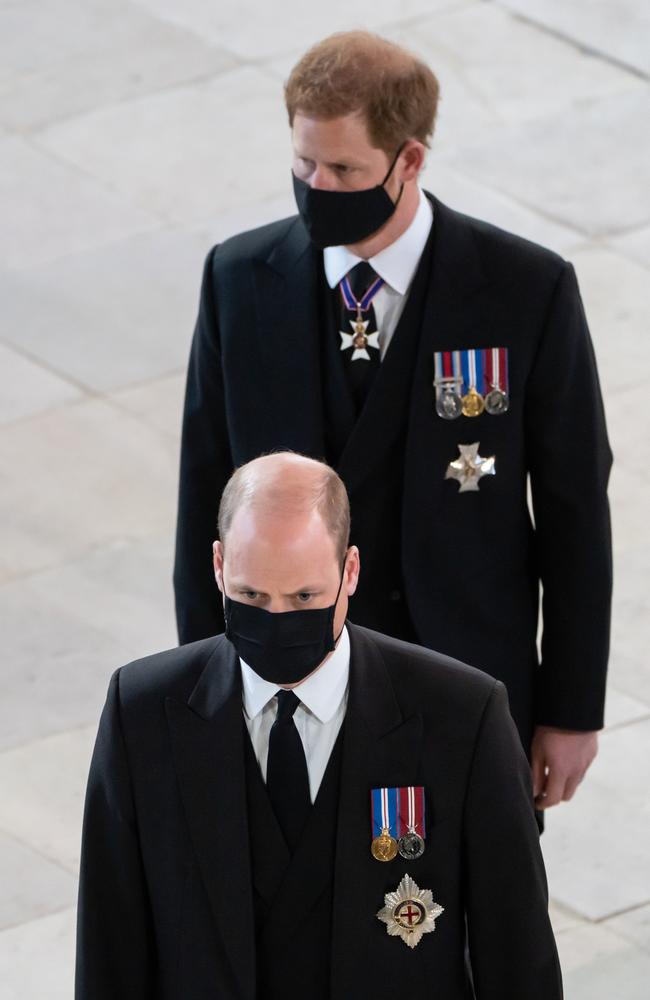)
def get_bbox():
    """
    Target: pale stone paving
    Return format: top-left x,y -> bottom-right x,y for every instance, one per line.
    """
0,1 -> 648,996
